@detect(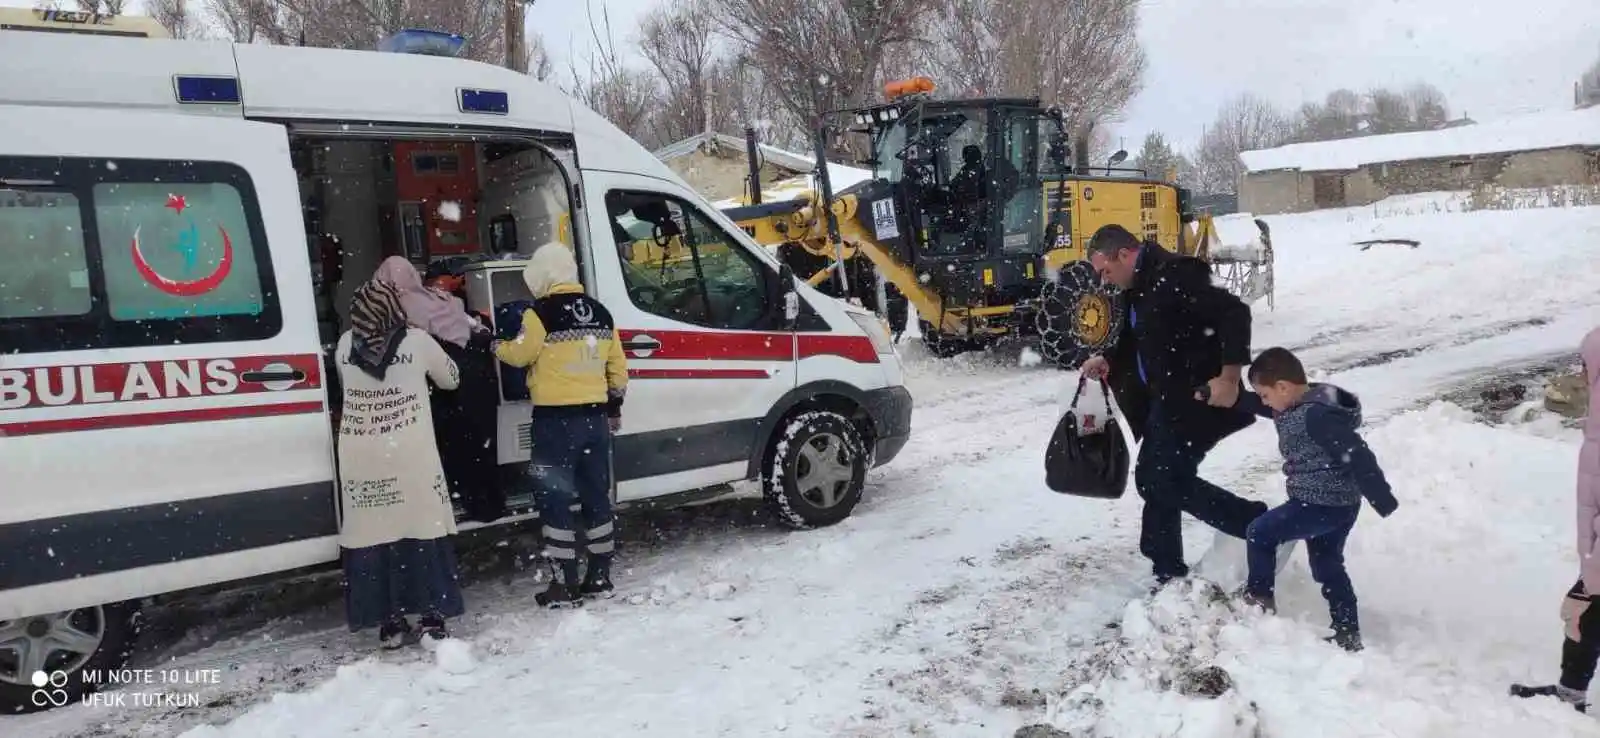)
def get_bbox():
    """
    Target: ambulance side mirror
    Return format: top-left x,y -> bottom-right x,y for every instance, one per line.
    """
778,263 -> 800,329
